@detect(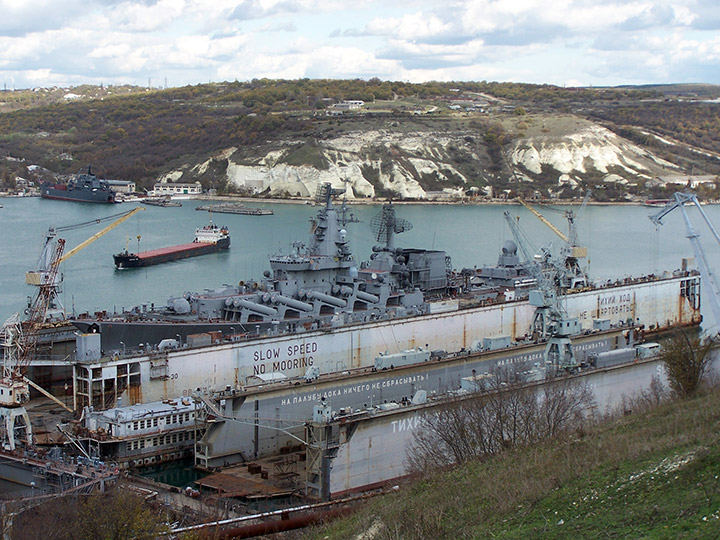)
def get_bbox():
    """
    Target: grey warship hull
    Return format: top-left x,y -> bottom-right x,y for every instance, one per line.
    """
69,184 -> 701,399
41,167 -> 117,204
